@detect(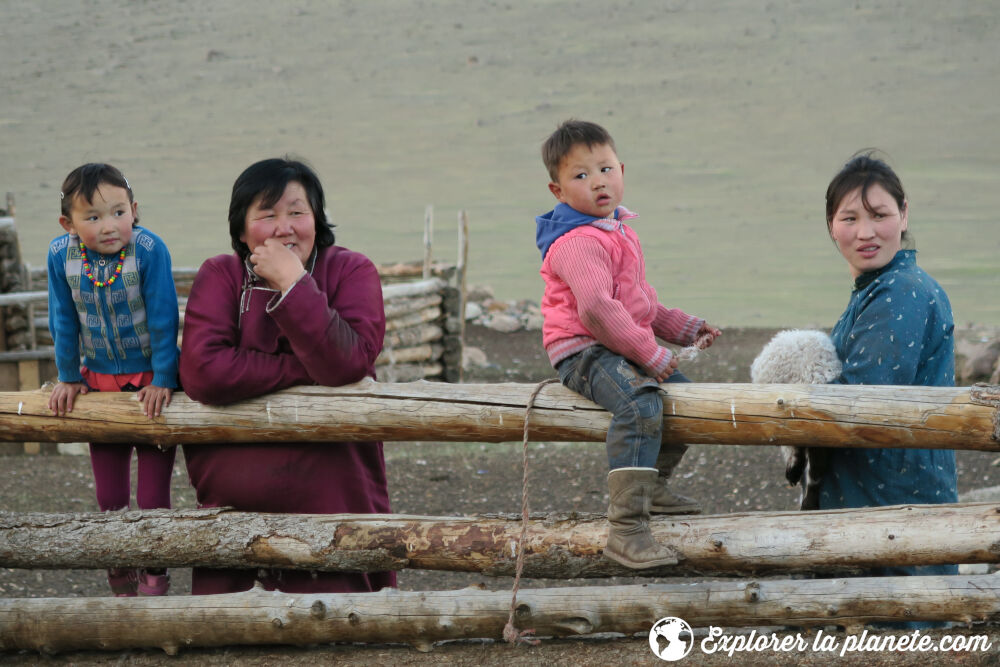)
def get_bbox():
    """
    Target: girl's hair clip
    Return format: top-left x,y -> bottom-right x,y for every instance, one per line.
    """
59,192 -> 65,200
123,176 -> 132,192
